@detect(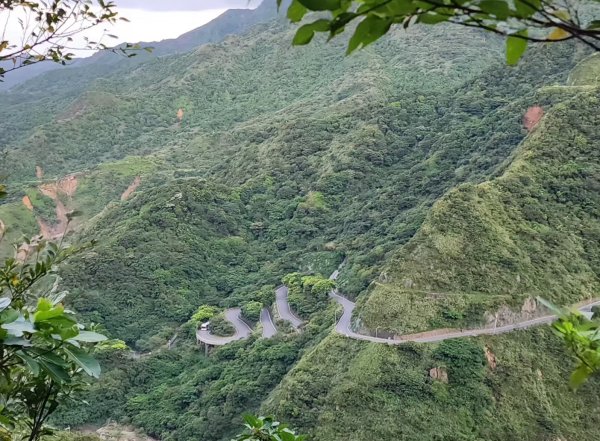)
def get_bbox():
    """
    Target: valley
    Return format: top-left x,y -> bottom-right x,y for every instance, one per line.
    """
1,1 -> 600,440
